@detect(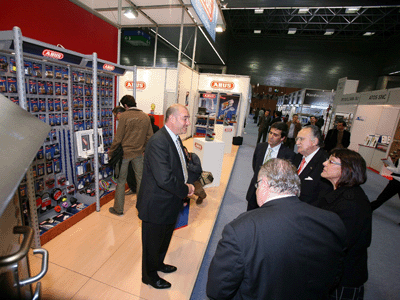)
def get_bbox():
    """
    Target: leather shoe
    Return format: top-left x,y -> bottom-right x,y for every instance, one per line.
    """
142,277 -> 171,289
109,207 -> 123,216
158,264 -> 177,273
125,189 -> 135,195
